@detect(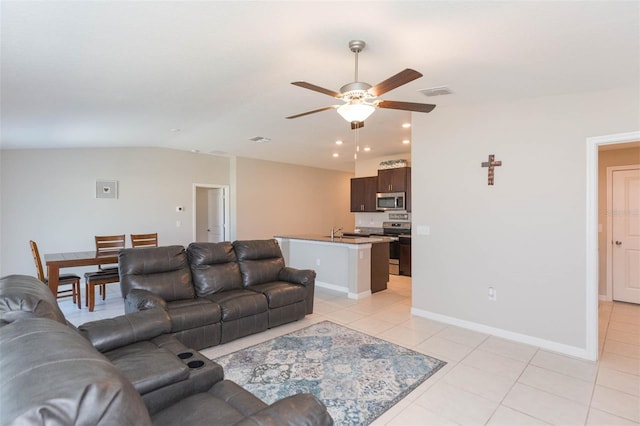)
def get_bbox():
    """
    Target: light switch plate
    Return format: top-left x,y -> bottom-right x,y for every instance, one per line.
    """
417,225 -> 430,235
